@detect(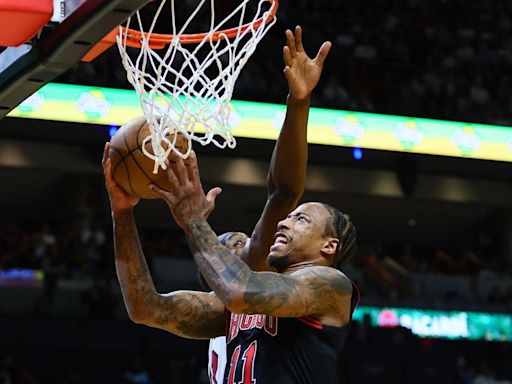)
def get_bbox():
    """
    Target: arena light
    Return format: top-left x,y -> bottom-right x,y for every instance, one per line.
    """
6,82 -> 512,162
353,306 -> 512,341
109,125 -> 119,138
353,147 -> 363,160
0,268 -> 44,287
